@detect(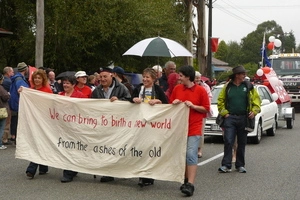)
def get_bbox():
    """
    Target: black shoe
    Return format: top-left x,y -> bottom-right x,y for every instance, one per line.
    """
61,177 -> 73,183
179,178 -> 188,190
26,172 -> 34,179
100,176 -> 114,182
39,171 -> 47,175
181,182 -> 194,196
138,178 -> 154,187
